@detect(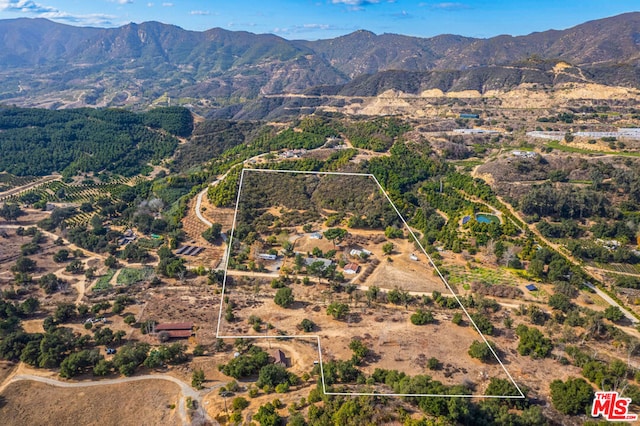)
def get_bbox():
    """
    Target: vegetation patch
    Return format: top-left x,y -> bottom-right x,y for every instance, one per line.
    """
116,267 -> 154,286
94,269 -> 116,290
